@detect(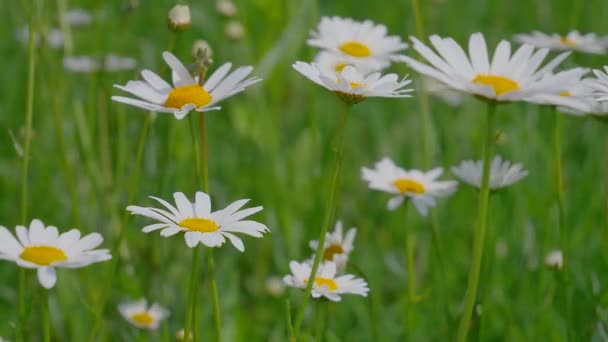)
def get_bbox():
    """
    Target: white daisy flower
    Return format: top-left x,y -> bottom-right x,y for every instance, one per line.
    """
308,221 -> 356,269
514,30 -> 608,54
544,249 -> 563,271
118,298 -> 170,330
126,192 -> 269,251
308,16 -> 408,69
400,32 -> 571,102
293,61 -> 413,104
0,219 -> 111,289
451,155 -> 528,191
282,261 -> 369,302
524,68 -> 591,113
313,51 -> 387,76
361,157 -> 458,215
112,51 -> 262,120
